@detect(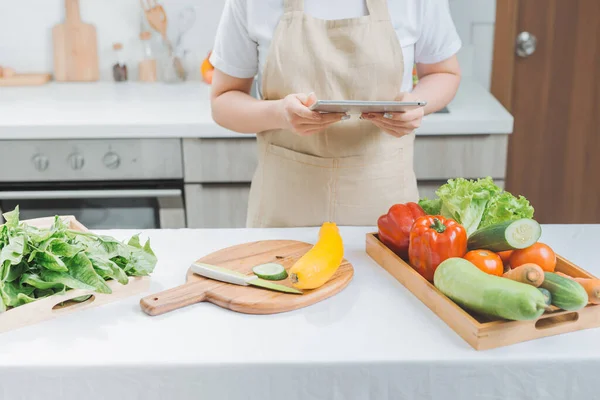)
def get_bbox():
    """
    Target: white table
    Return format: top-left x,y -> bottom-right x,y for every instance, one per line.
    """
1,225 -> 598,400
